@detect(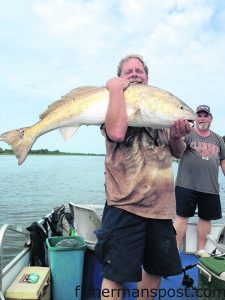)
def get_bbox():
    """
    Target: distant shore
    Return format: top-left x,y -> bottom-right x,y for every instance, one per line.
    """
2,135 -> 224,158
0,148 -> 182,162
0,148 -> 105,156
